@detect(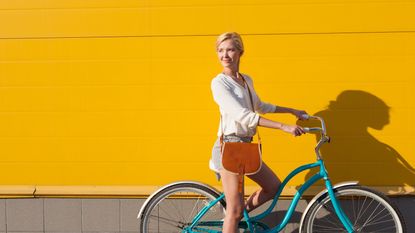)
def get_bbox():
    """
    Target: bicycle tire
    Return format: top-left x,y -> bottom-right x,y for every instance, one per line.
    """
301,185 -> 406,233
139,182 -> 226,233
